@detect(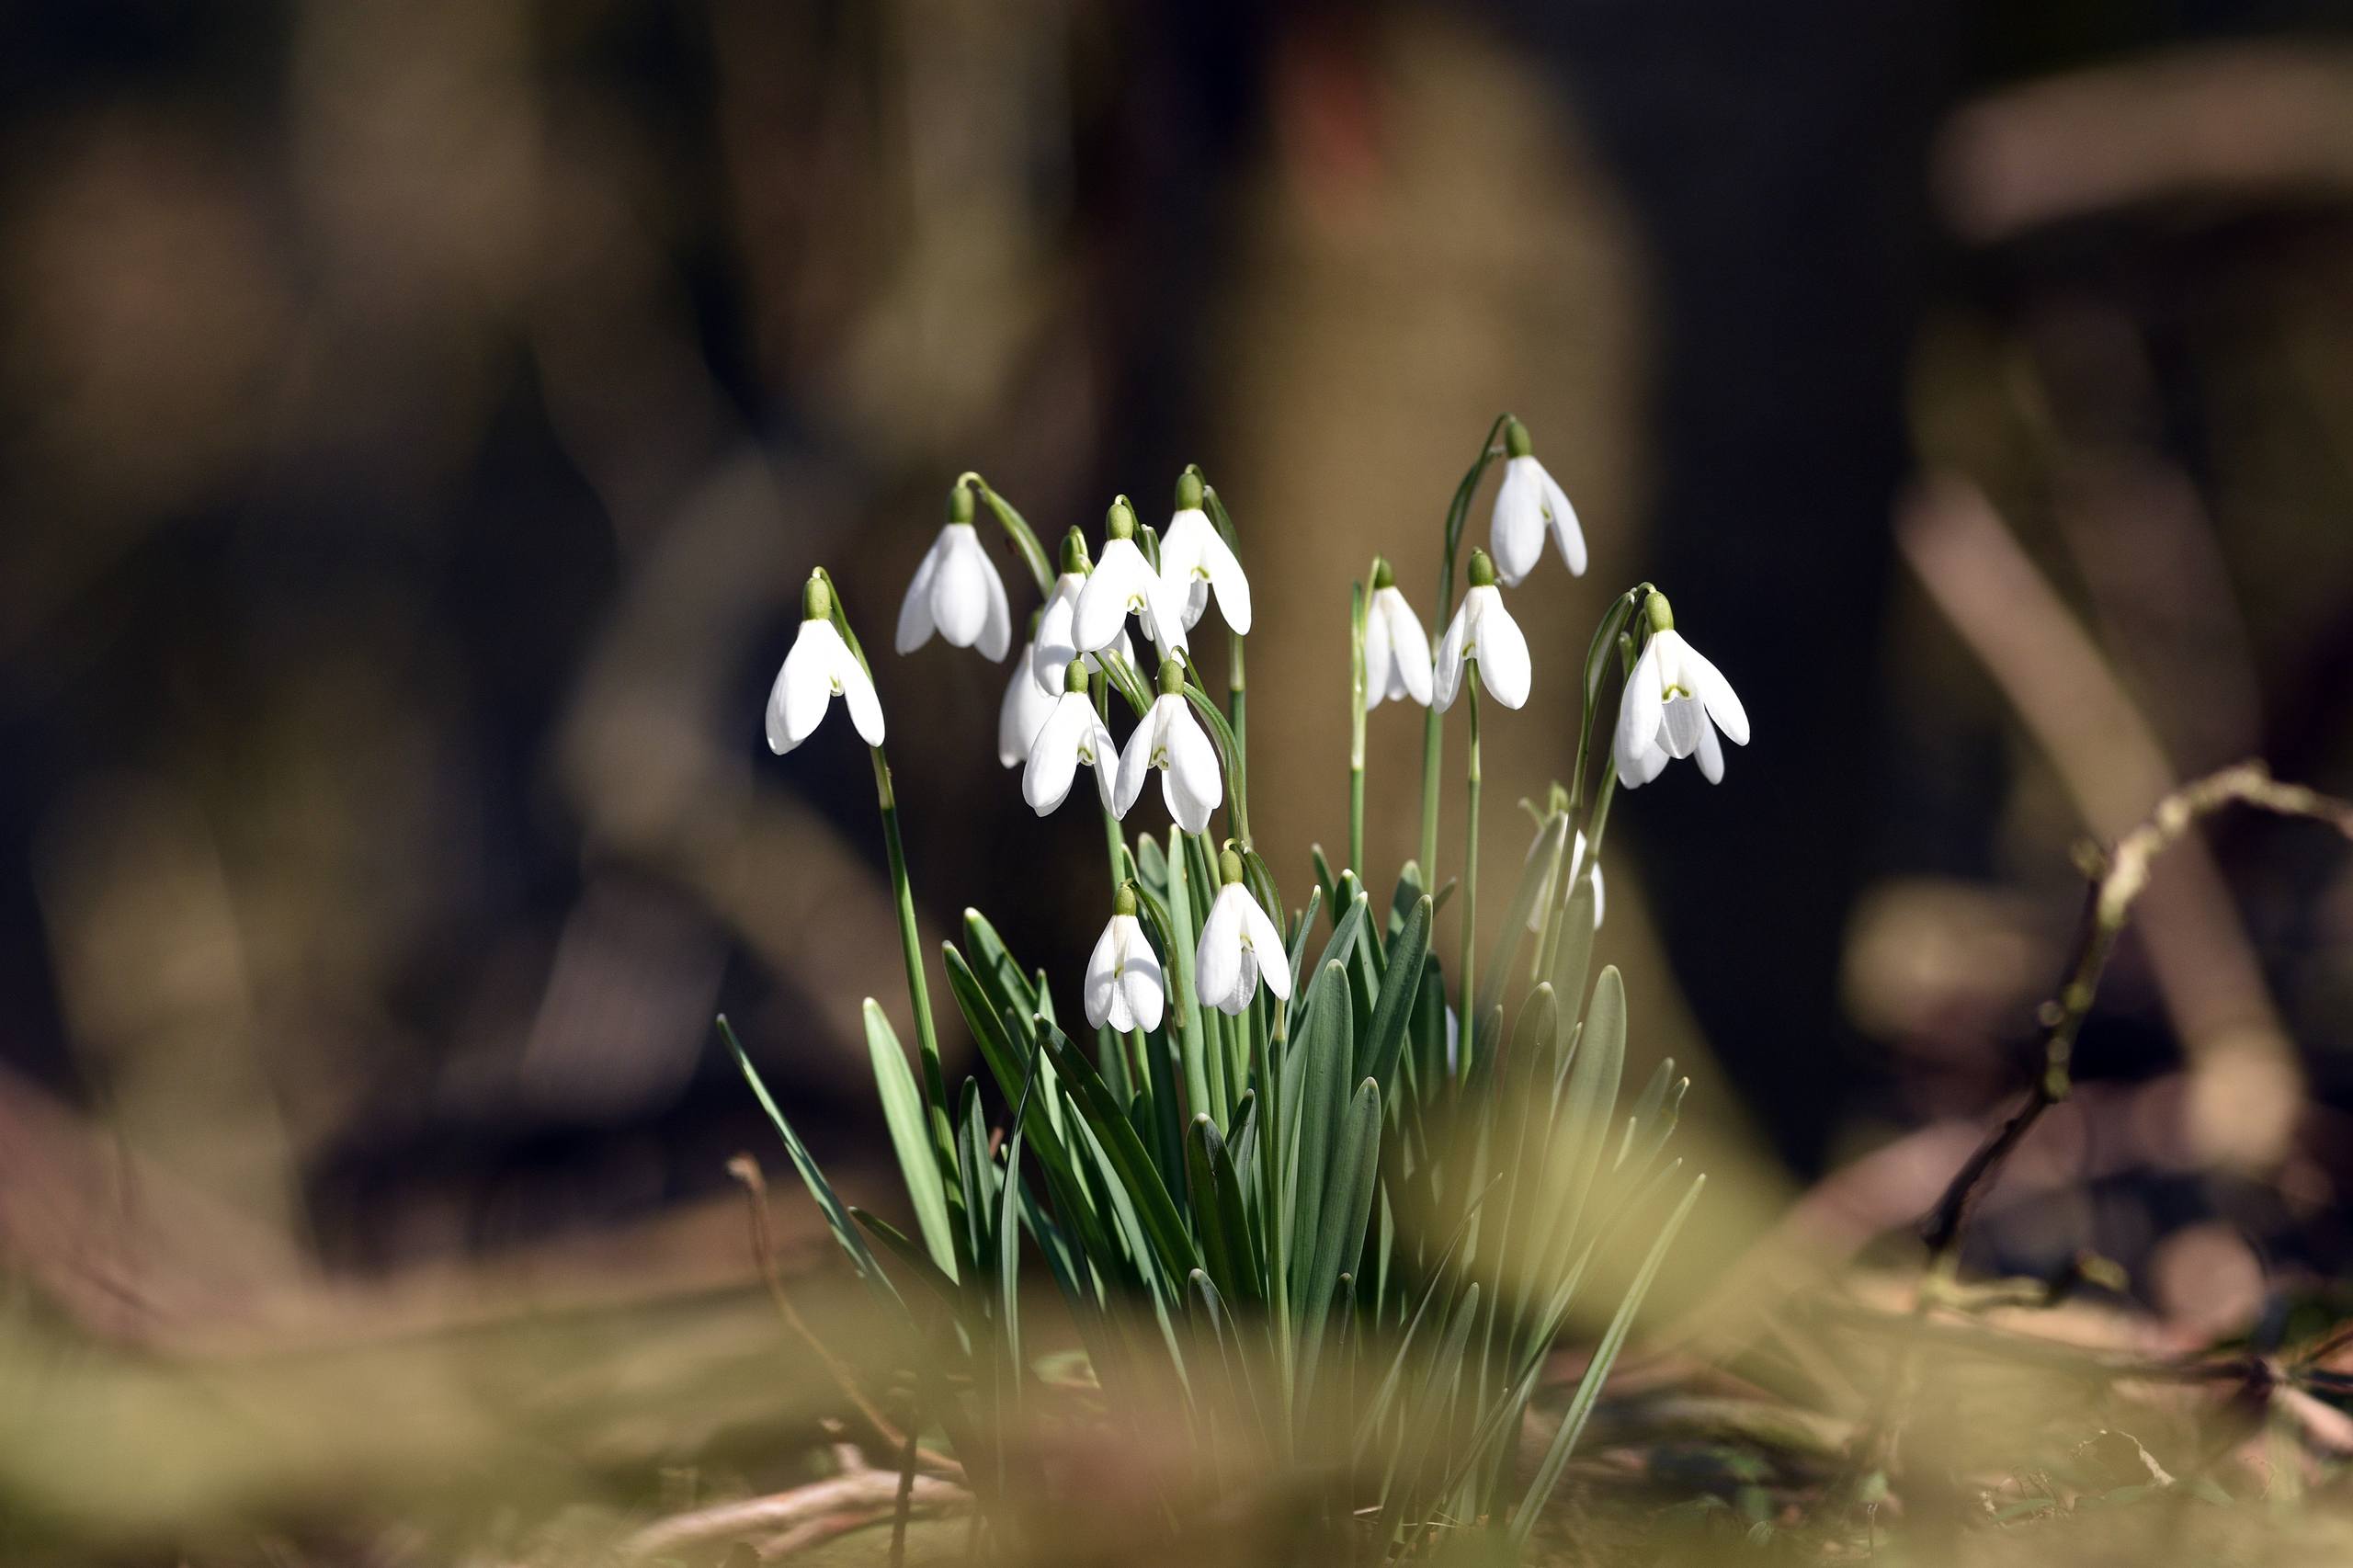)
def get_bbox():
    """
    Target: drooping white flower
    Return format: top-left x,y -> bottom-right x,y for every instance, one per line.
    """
999,629 -> 1058,767
1085,886 -> 1165,1033
1526,824 -> 1606,933
1033,530 -> 1135,693
1488,417 -> 1586,586
895,487 -> 1011,660
1433,551 -> 1530,710
1074,496 -> 1188,660
767,574 -> 886,754
1022,663 -> 1120,815
1158,470 -> 1252,633
1361,558 -> 1433,709
1114,659 -> 1222,833
1196,848 -> 1292,1016
1614,595 -> 1749,788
